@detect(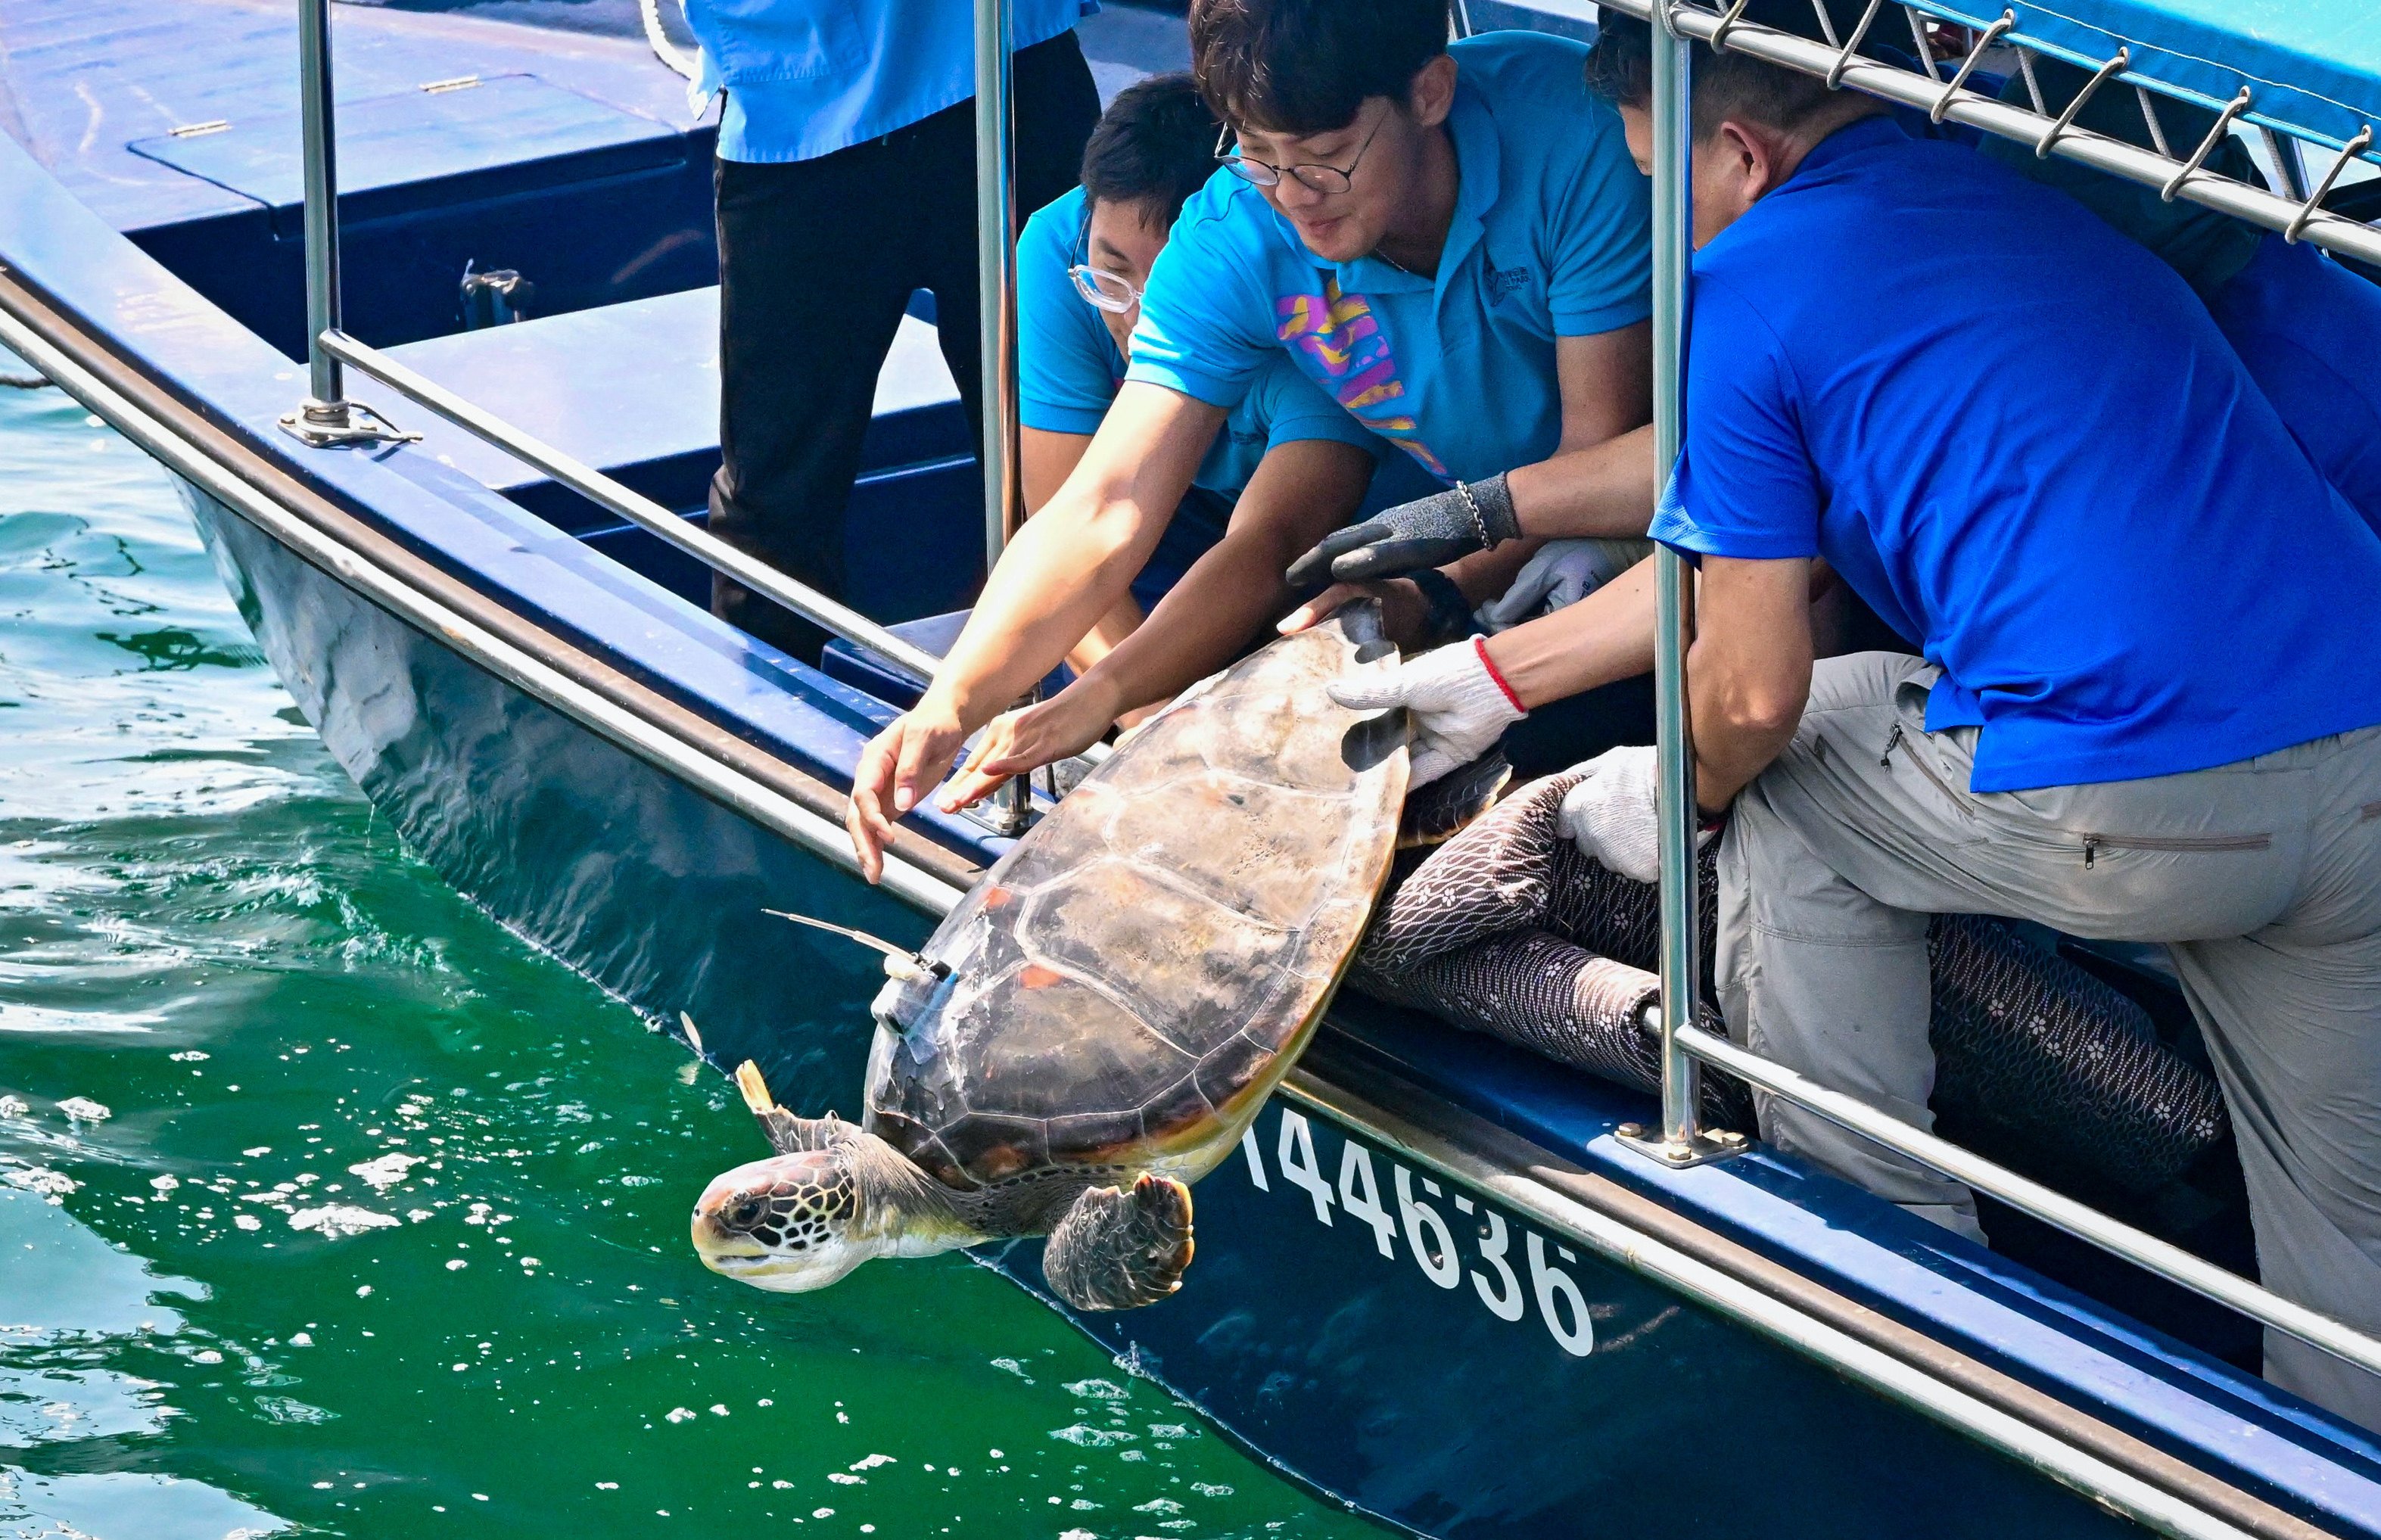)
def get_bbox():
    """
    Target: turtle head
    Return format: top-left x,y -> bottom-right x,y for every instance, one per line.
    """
690,1062 -> 976,1293
691,1140 -> 876,1293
